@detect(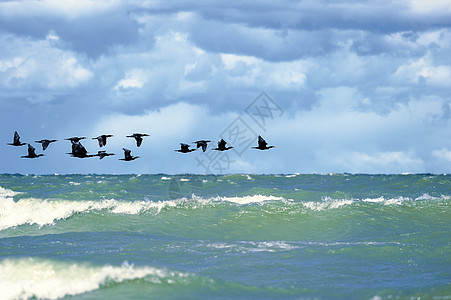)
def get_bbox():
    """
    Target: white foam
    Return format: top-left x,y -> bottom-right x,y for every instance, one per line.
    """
0,197 -> 98,230
220,194 -> 285,205
362,196 -> 411,205
0,197 -> 188,230
303,198 -> 354,211
248,241 -> 297,252
0,193 -> 288,230
361,197 -> 385,203
285,174 -> 297,178
0,186 -> 20,198
303,196 -> 417,211
160,176 -> 171,180
0,258 -> 180,300
415,193 -> 437,201
206,241 -> 296,253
